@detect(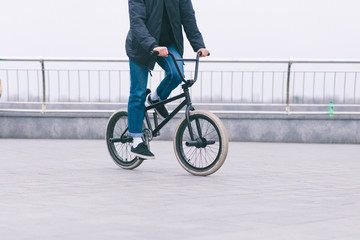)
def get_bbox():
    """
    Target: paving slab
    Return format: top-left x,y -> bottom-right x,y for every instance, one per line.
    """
0,139 -> 360,240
